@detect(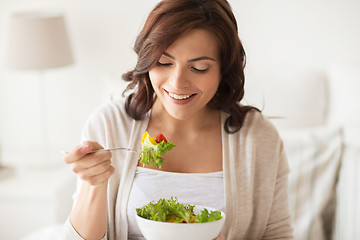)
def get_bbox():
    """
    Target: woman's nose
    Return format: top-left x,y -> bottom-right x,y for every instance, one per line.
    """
169,66 -> 190,89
